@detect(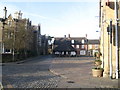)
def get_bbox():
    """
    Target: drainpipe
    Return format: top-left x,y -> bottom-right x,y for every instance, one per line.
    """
102,19 -> 105,69
115,0 -> 119,79
109,19 -> 113,79
102,23 -> 104,69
